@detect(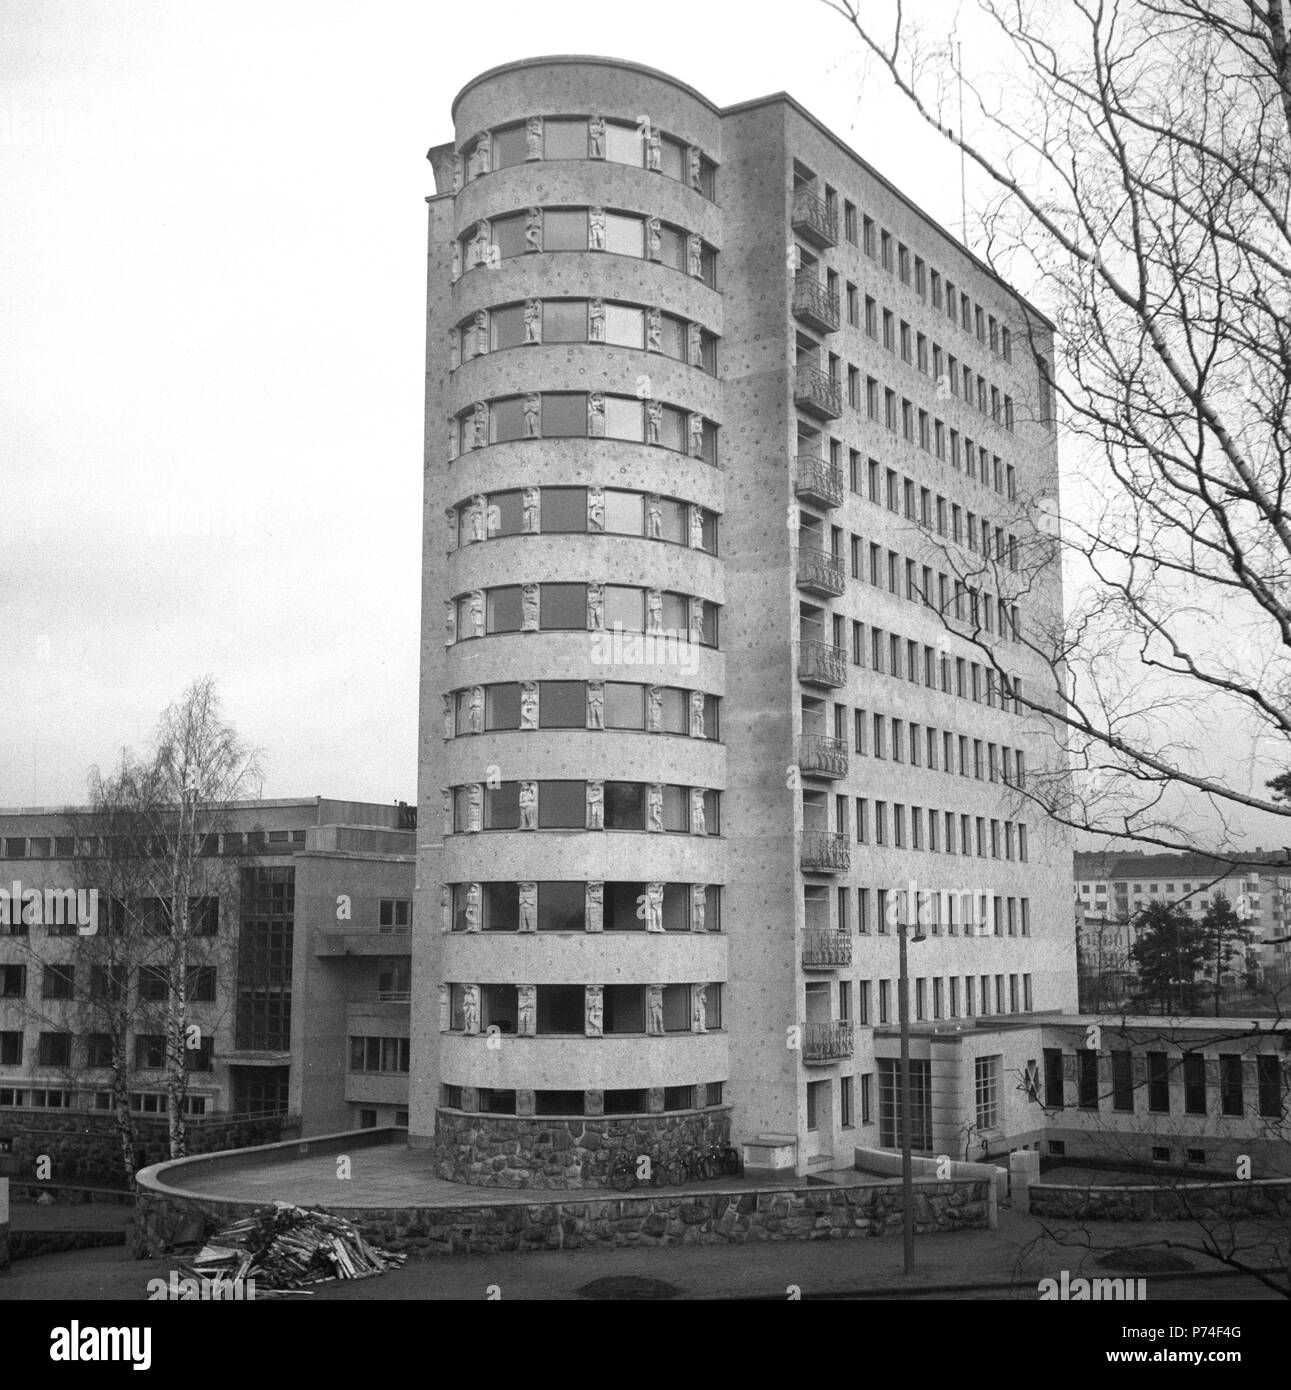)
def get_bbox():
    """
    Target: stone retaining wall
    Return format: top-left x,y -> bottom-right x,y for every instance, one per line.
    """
1028,1177 -> 1291,1221
0,1110 -> 291,1188
428,1107 -> 731,1188
9,1229 -> 127,1262
134,1176 -> 993,1257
